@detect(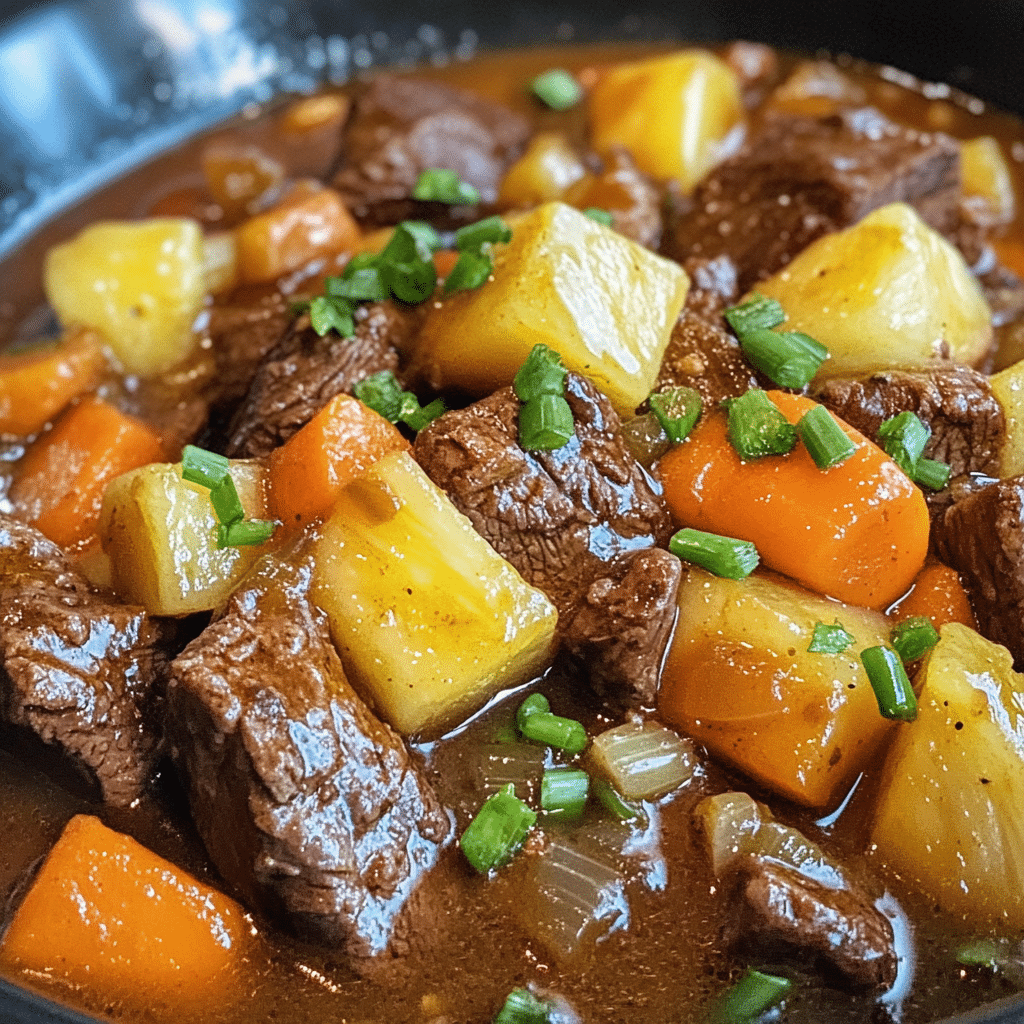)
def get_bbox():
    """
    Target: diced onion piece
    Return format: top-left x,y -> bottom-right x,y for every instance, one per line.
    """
590,721 -> 698,800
